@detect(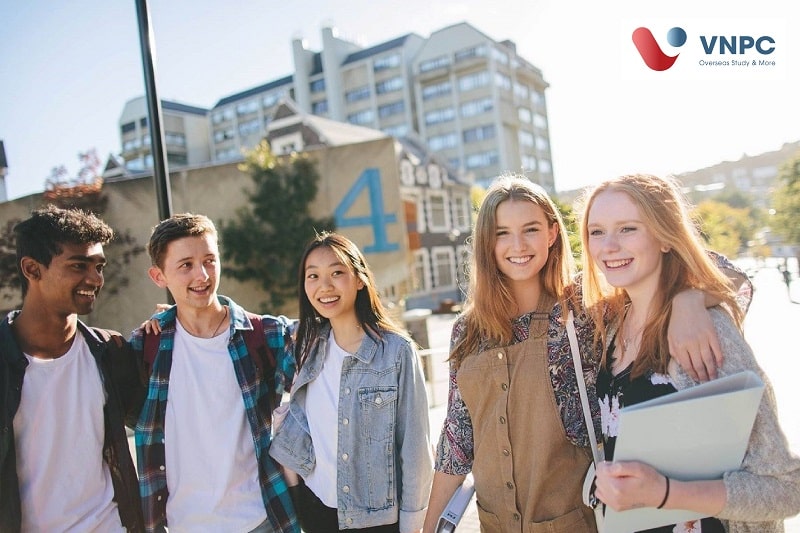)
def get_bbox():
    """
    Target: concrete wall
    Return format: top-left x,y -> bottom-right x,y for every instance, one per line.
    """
0,136 -> 411,336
